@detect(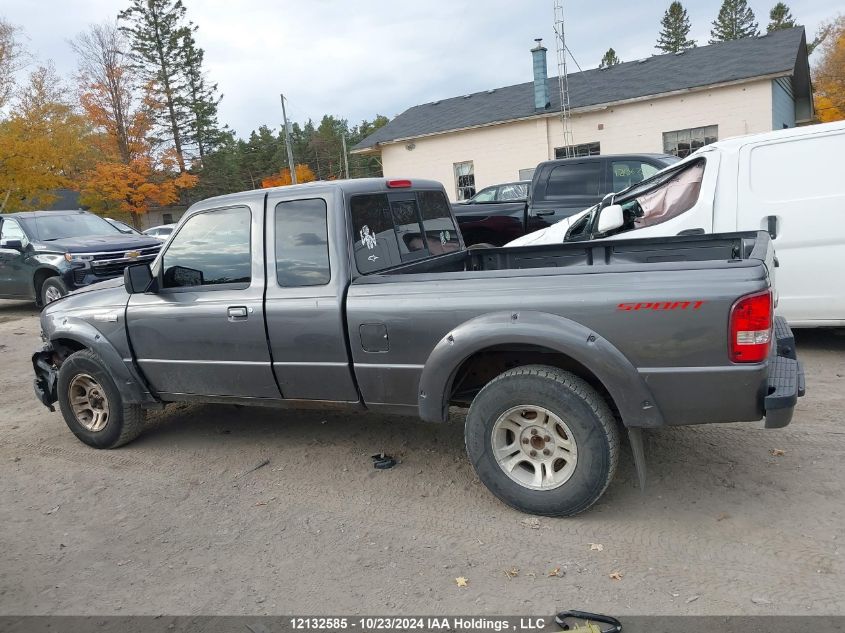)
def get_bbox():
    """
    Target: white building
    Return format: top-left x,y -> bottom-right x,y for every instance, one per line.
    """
352,28 -> 813,201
